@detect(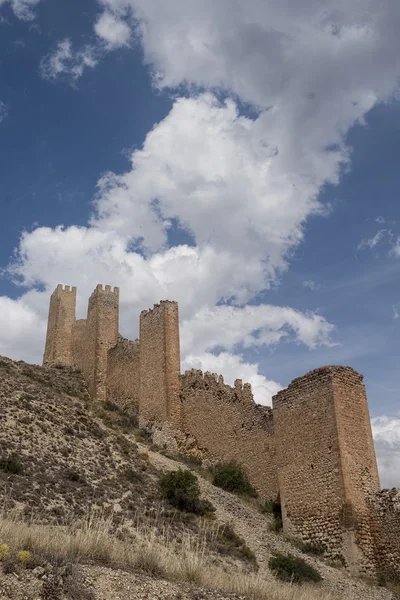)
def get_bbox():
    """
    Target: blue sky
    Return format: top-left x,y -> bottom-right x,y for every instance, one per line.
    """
1,0 -> 400,486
